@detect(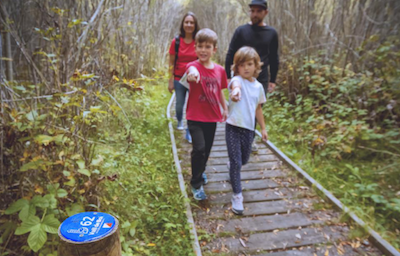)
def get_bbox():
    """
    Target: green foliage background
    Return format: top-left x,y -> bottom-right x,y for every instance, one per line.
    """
263,36 -> 400,248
